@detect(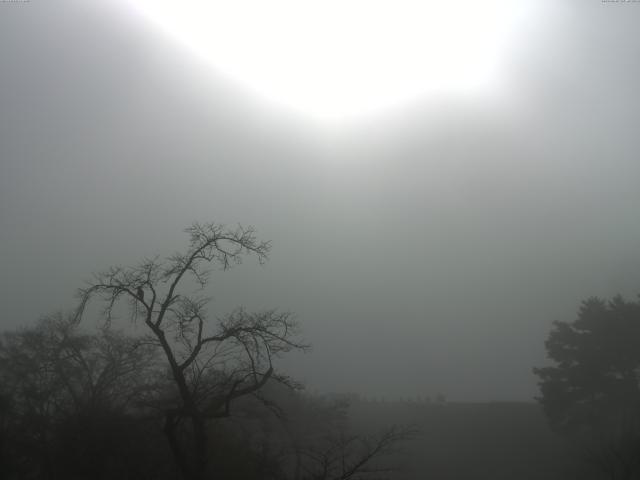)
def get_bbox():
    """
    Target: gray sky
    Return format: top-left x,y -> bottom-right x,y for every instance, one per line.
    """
2,0 -> 640,401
